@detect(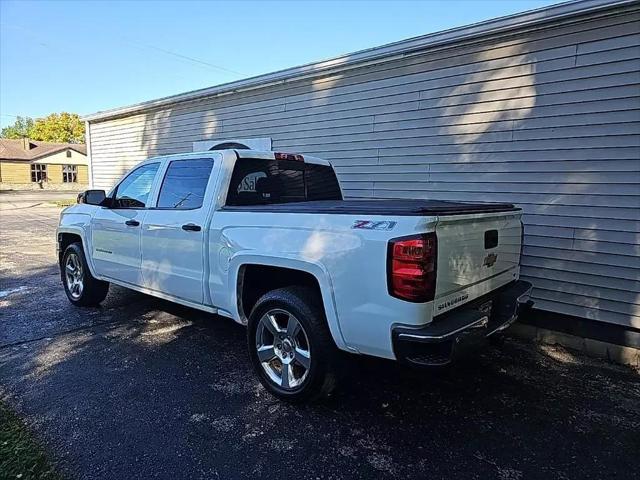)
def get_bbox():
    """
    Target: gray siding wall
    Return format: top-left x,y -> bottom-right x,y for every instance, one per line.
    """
88,7 -> 640,329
